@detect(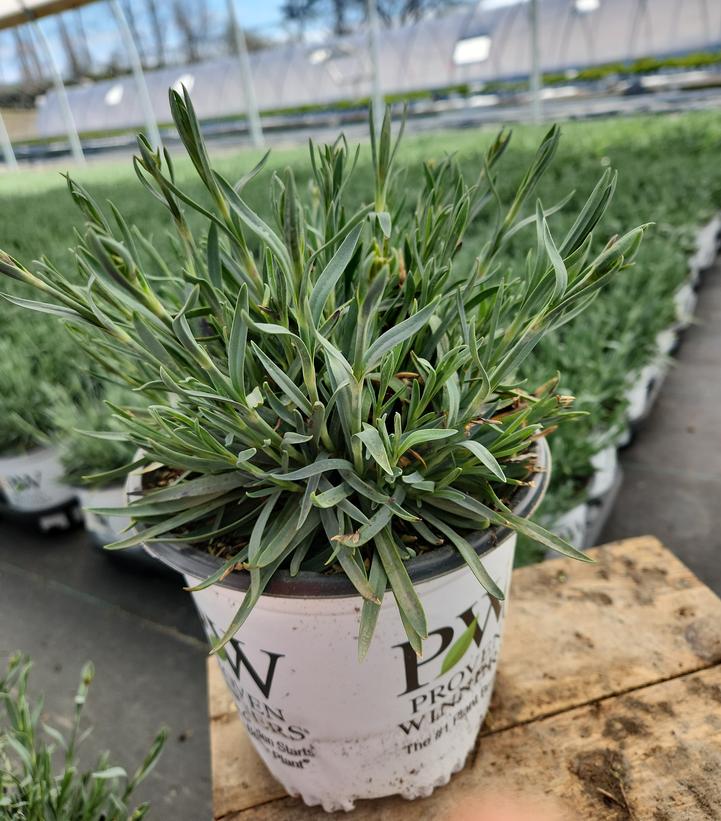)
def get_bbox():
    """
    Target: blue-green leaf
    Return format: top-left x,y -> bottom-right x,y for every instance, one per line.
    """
355,424 -> 394,476
309,223 -> 362,324
456,440 -> 506,481
363,299 -> 439,371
